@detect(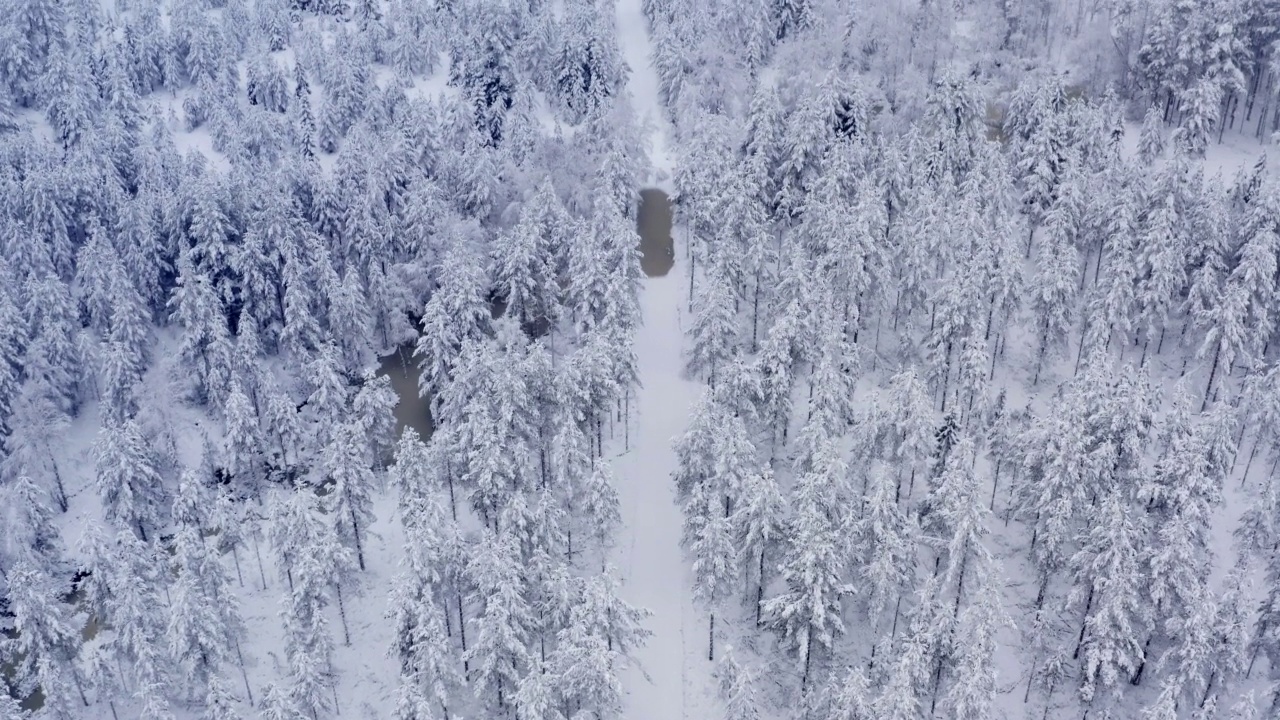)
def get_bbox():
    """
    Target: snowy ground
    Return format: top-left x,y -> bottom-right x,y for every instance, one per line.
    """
609,1 -> 719,718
